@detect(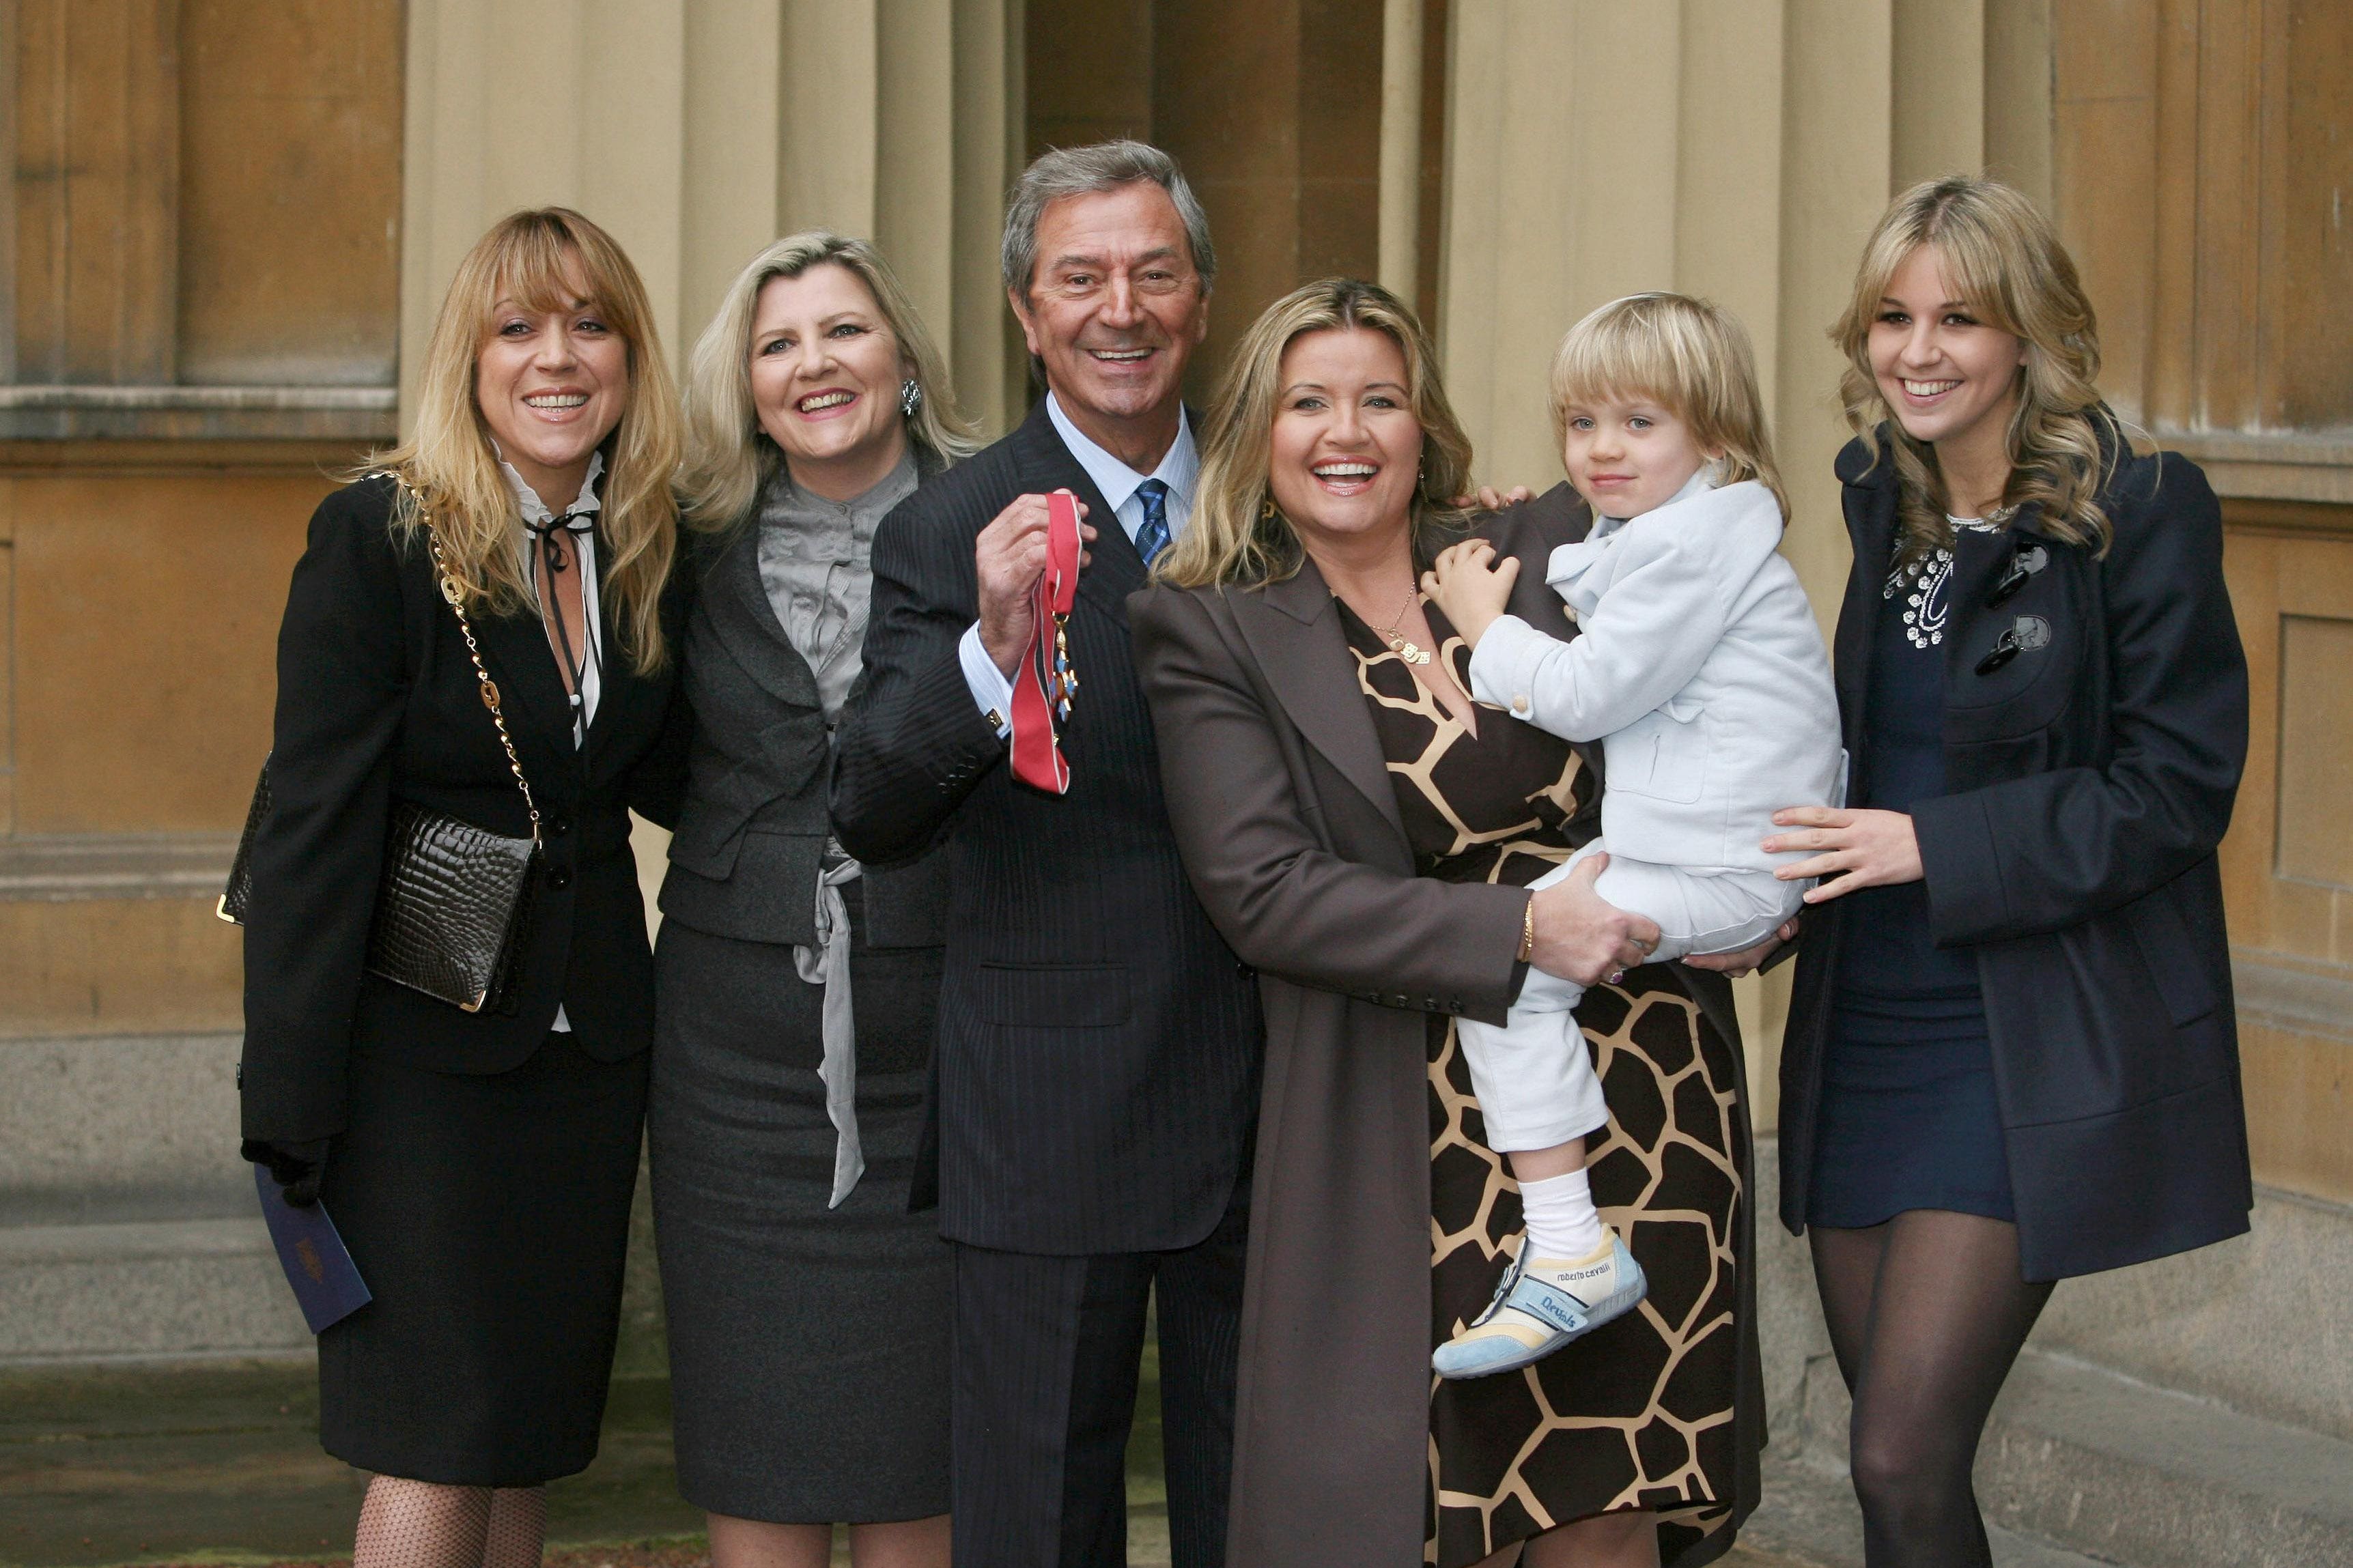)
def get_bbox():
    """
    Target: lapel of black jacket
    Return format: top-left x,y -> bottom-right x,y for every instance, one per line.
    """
1228,559 -> 1412,855
580,523 -> 669,780
552,521 -> 690,783
466,585 -> 583,793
